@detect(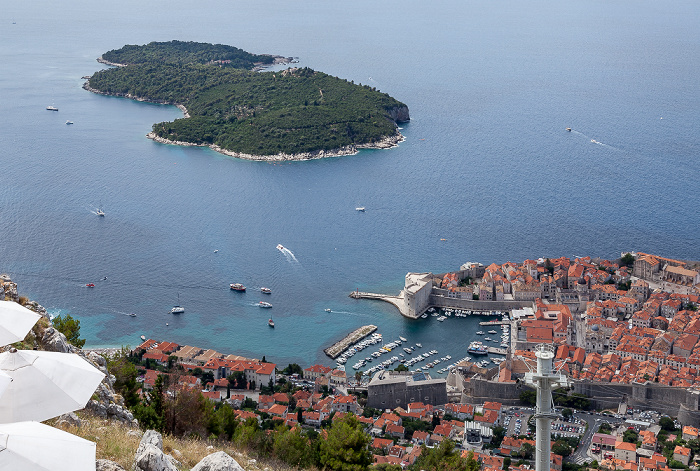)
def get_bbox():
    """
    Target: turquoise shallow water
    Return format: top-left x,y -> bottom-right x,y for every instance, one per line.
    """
0,0 -> 698,372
